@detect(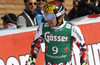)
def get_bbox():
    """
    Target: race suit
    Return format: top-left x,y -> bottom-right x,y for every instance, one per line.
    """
30,19 -> 88,65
